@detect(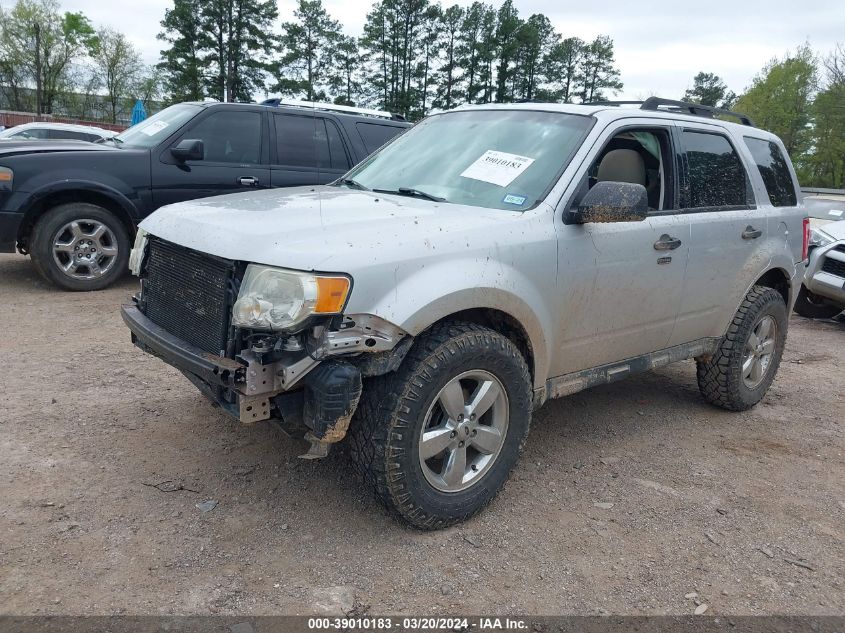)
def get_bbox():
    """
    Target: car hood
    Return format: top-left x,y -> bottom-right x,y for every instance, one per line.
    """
819,218 -> 845,241
804,197 -> 845,221
140,185 -> 525,271
0,139 -> 119,157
